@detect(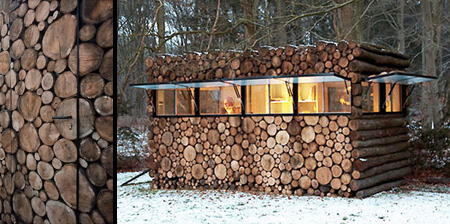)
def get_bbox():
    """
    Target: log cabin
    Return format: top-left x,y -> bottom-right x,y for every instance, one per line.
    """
135,41 -> 435,198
